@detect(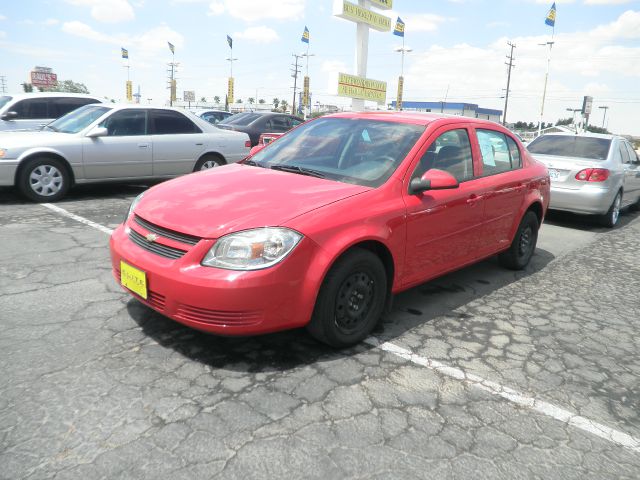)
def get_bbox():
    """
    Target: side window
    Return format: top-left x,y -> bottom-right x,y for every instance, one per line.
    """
624,142 -> 639,164
477,129 -> 517,175
413,128 -> 474,182
50,98 -> 99,118
11,99 -> 49,119
150,110 -> 201,134
505,136 -> 522,169
270,116 -> 290,132
264,119 -> 273,130
619,143 -> 631,165
100,110 -> 147,136
290,118 -> 303,127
